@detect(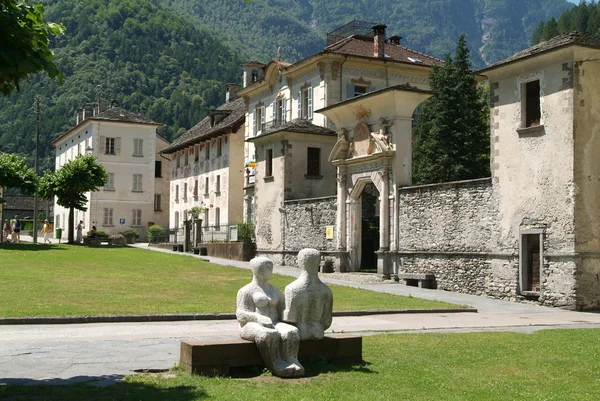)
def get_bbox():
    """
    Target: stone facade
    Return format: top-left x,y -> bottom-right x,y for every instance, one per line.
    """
256,196 -> 337,266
